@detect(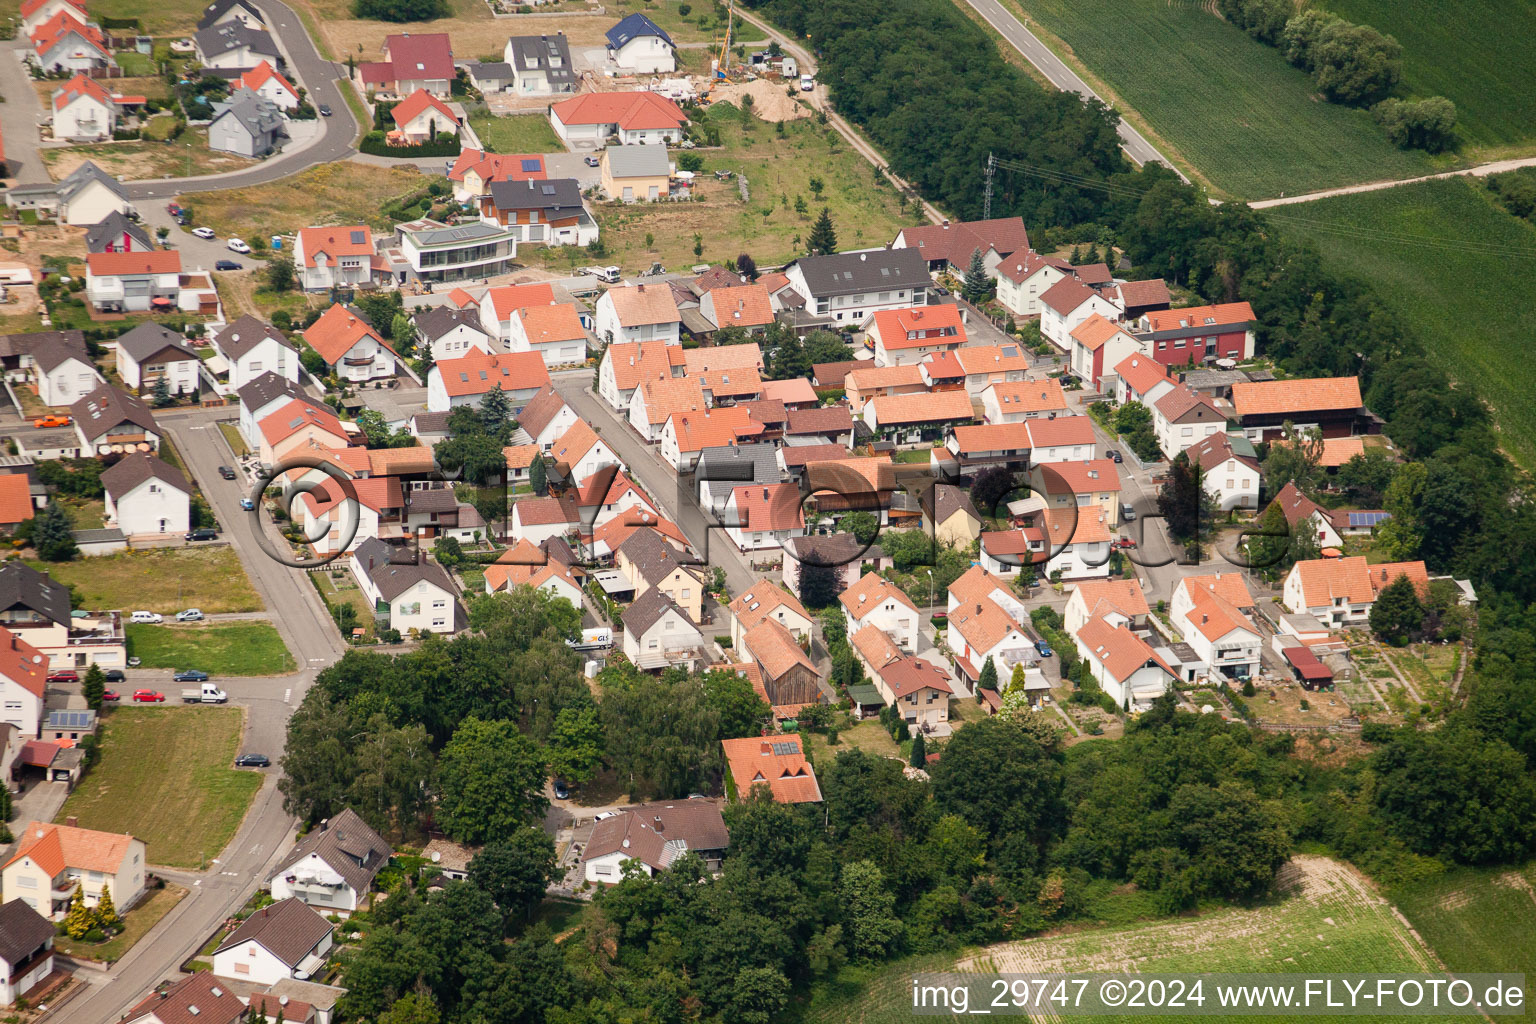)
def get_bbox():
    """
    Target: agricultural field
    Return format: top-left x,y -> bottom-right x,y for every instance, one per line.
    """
179,163 -> 443,239
1005,0 -> 1442,199
1321,0 -> 1536,152
1272,178 -> 1536,470
28,547 -> 264,615
1391,861 -> 1536,1007
804,856 -> 1457,1024
126,621 -> 296,675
